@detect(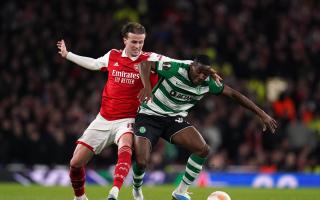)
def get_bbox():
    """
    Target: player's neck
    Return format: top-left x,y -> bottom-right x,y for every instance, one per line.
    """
187,67 -> 195,85
124,49 -> 141,61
